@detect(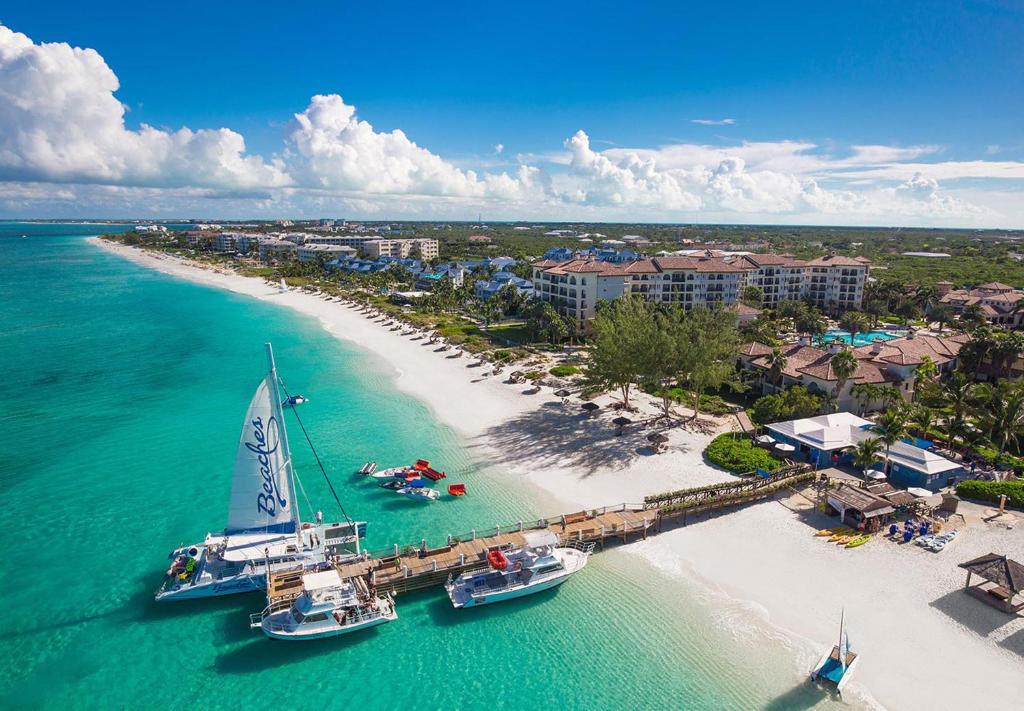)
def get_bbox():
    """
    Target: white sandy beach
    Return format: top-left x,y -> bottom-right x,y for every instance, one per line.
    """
93,238 -> 1024,710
